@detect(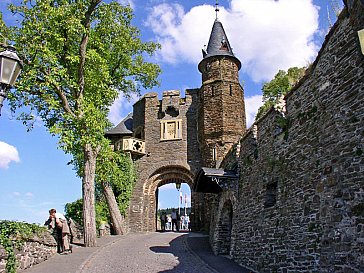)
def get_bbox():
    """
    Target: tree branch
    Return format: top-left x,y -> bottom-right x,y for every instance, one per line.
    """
39,67 -> 76,117
77,0 -> 101,108
53,83 -> 76,118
